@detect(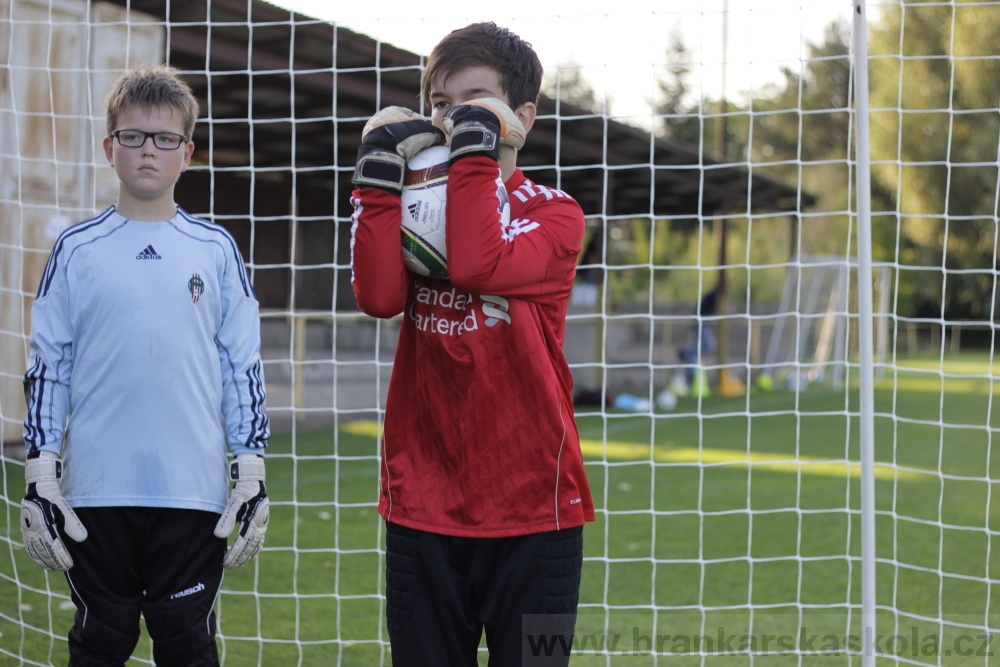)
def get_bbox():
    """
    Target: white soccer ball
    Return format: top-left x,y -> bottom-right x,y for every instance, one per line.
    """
400,145 -> 450,279
656,389 -> 678,411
